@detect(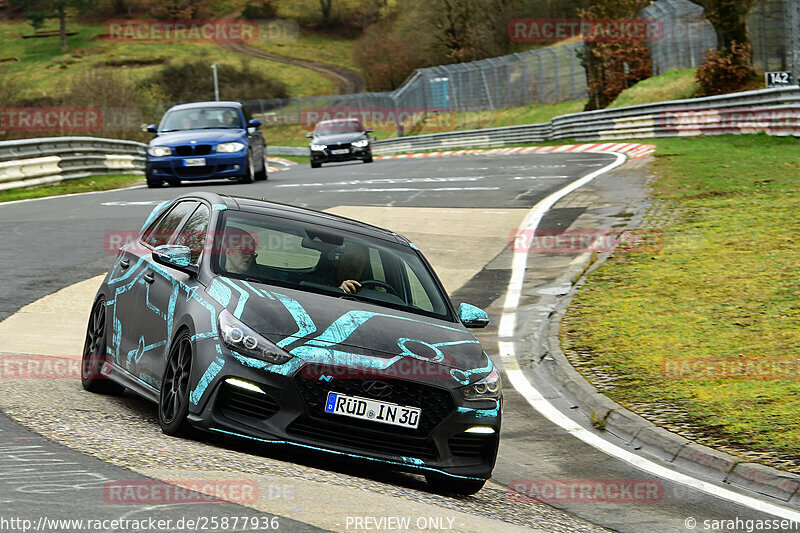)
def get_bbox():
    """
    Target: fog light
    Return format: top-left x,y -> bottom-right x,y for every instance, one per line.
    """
464,426 -> 495,434
225,378 -> 265,394
233,164 -> 240,170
